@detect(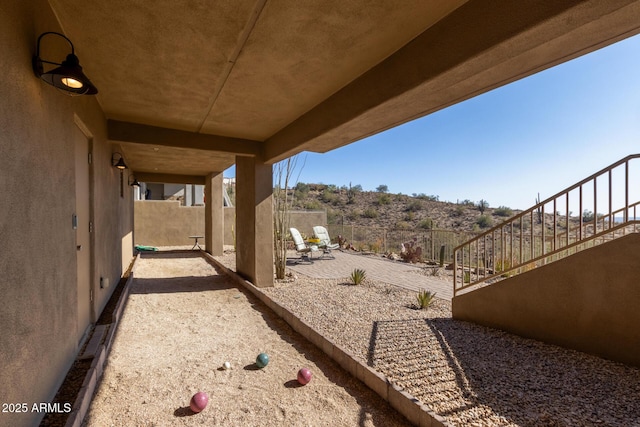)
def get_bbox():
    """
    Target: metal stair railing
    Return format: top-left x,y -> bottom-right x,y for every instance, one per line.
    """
453,154 -> 640,297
